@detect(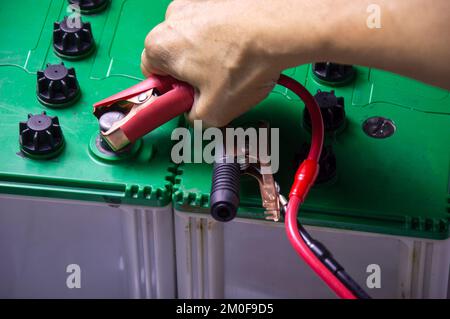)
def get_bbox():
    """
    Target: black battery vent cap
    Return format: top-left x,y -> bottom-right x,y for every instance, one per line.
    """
295,144 -> 337,184
312,62 -> 355,85
68,0 -> 109,14
37,63 -> 81,107
53,16 -> 95,59
19,112 -> 65,159
304,90 -> 346,133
